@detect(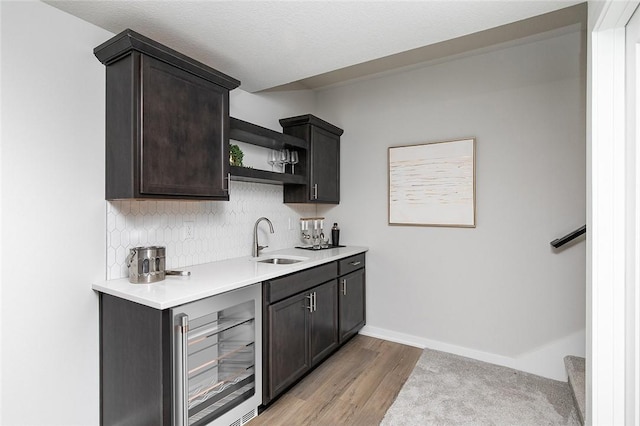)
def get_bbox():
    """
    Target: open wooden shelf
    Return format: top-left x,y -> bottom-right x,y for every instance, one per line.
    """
230,117 -> 307,150
229,166 -> 305,185
229,117 -> 307,185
